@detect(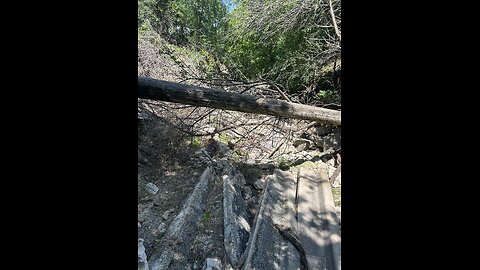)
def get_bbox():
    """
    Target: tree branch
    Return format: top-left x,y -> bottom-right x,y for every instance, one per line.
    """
328,0 -> 341,42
